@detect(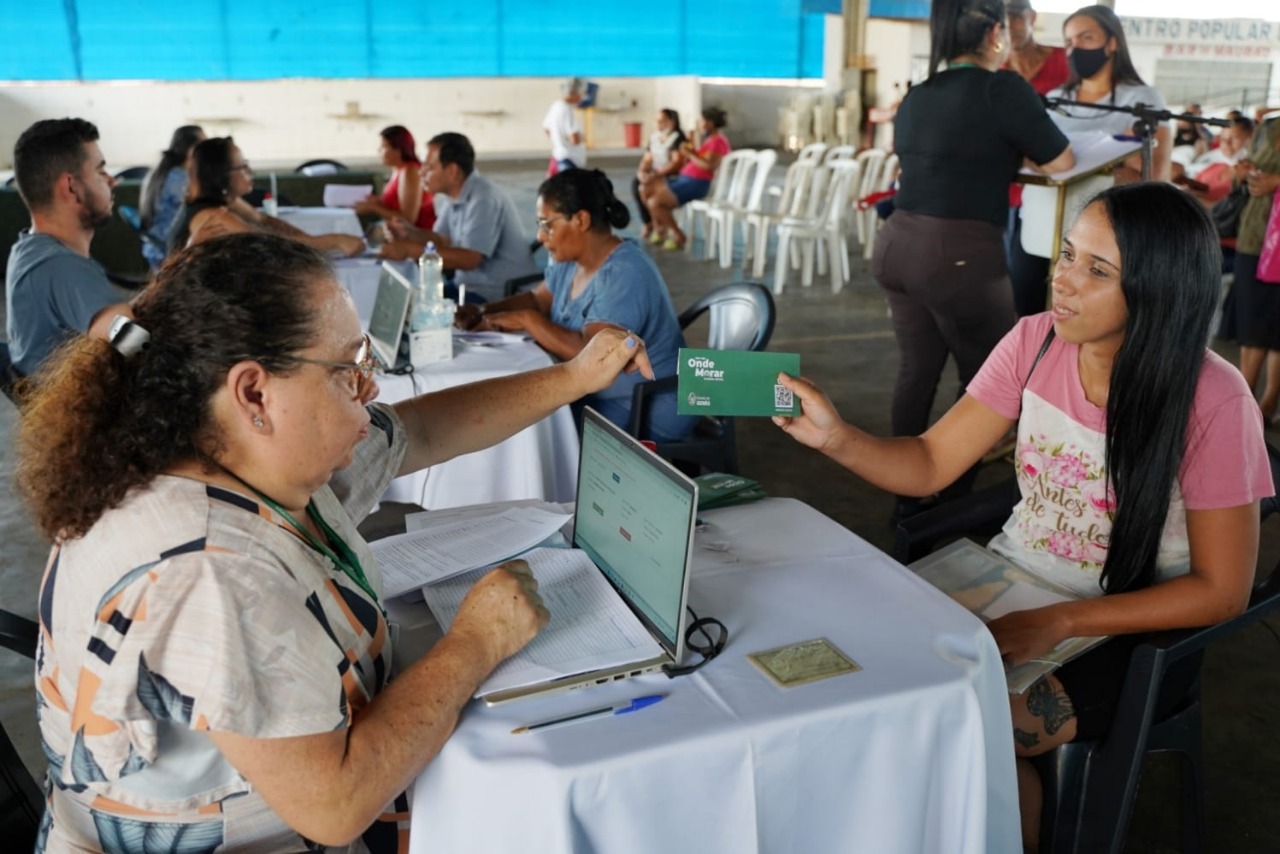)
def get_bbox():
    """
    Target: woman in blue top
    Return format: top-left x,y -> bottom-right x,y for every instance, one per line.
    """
138,125 -> 204,268
460,169 -> 695,441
